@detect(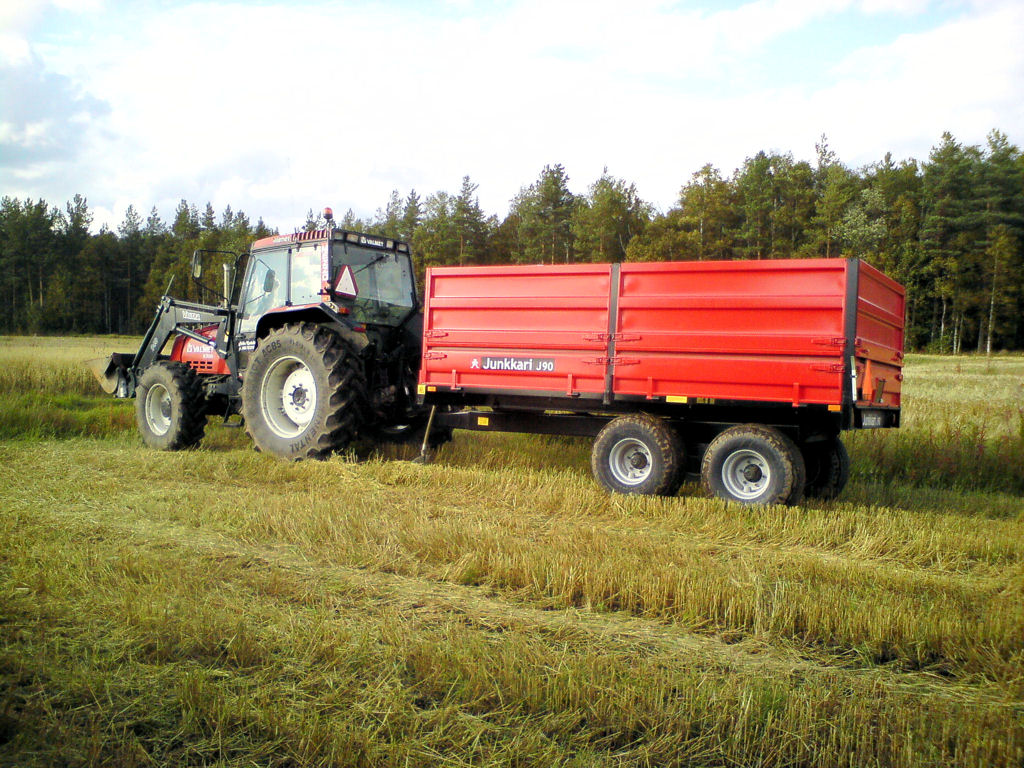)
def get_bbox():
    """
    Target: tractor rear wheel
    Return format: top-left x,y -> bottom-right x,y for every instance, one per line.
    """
135,361 -> 207,450
242,323 -> 367,460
